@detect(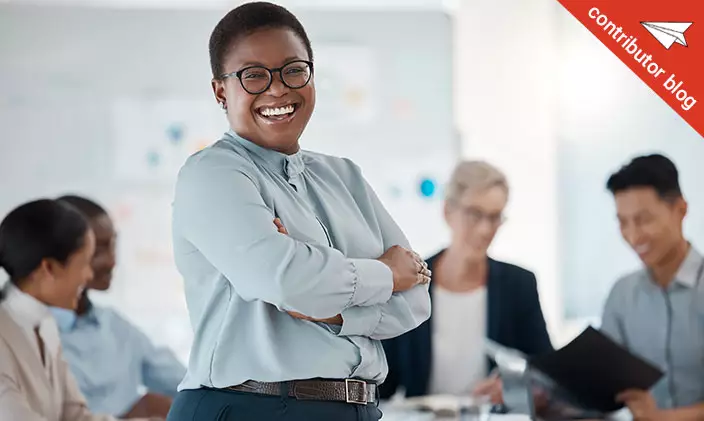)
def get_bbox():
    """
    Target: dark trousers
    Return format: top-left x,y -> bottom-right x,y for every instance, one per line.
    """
166,387 -> 383,421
